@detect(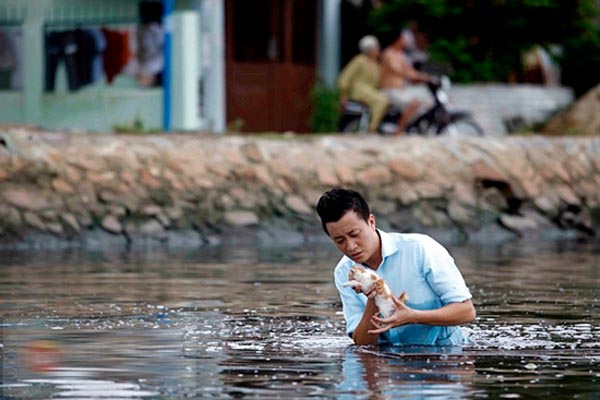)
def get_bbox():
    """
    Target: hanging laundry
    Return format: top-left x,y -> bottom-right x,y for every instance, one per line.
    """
73,29 -> 97,87
86,28 -> 106,83
45,30 -> 81,91
137,22 -> 164,86
44,29 -> 97,92
102,28 -> 132,84
0,28 -> 22,90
